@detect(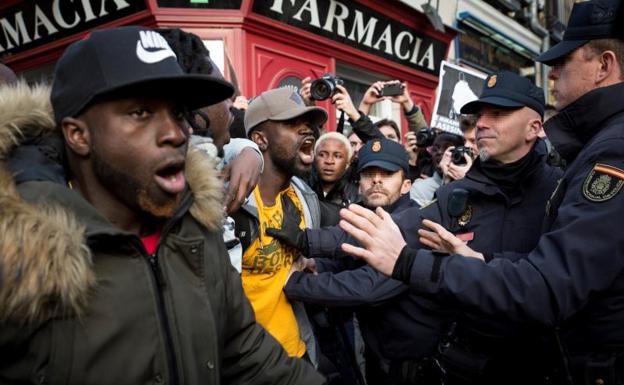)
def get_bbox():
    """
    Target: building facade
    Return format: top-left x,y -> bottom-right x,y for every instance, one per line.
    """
0,0 -> 457,132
